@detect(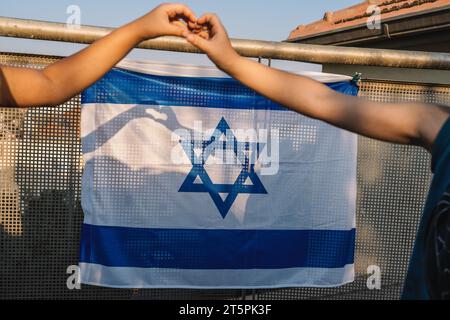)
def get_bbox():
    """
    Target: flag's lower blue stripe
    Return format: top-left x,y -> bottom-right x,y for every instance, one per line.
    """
81,68 -> 359,110
80,224 -> 355,269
